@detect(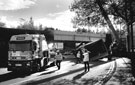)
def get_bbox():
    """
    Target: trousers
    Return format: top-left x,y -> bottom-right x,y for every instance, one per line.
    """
84,61 -> 90,72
